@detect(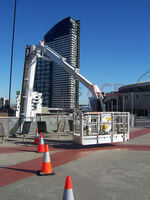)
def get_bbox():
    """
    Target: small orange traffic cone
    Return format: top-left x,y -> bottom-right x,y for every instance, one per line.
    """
37,133 -> 45,153
62,176 -> 74,200
37,144 -> 55,176
34,129 -> 39,145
